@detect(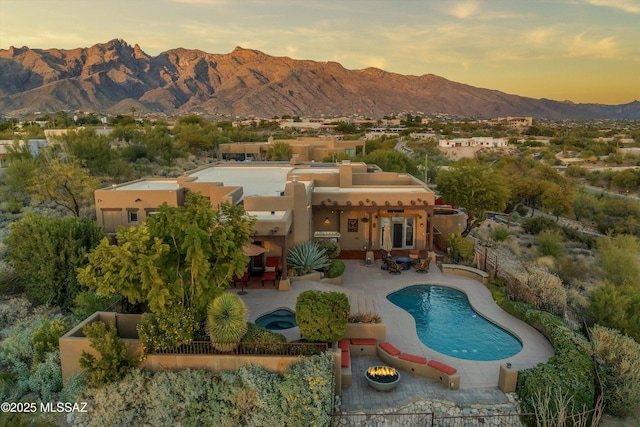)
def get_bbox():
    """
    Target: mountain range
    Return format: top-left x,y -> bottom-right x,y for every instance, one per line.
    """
1,39 -> 638,120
